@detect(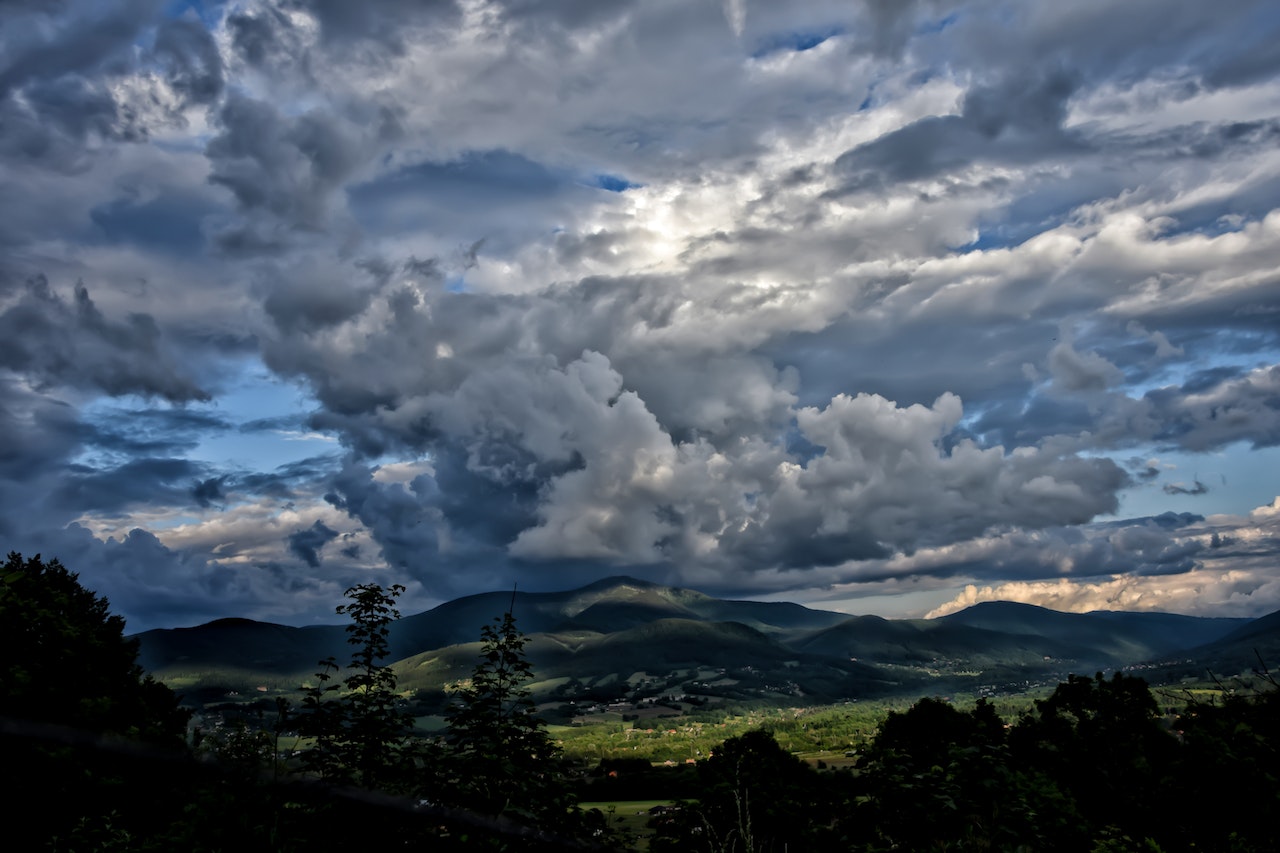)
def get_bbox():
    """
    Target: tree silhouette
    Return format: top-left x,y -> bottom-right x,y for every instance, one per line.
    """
848,696 -> 1076,851
1009,671 -> 1176,840
0,551 -> 187,742
297,582 -> 412,789
438,609 -> 573,826
651,729 -> 831,853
